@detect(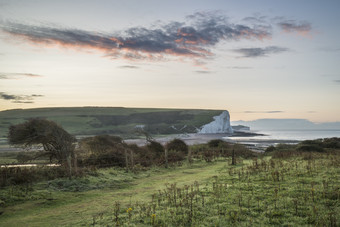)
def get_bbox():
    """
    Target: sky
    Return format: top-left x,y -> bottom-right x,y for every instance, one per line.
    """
0,0 -> 339,122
